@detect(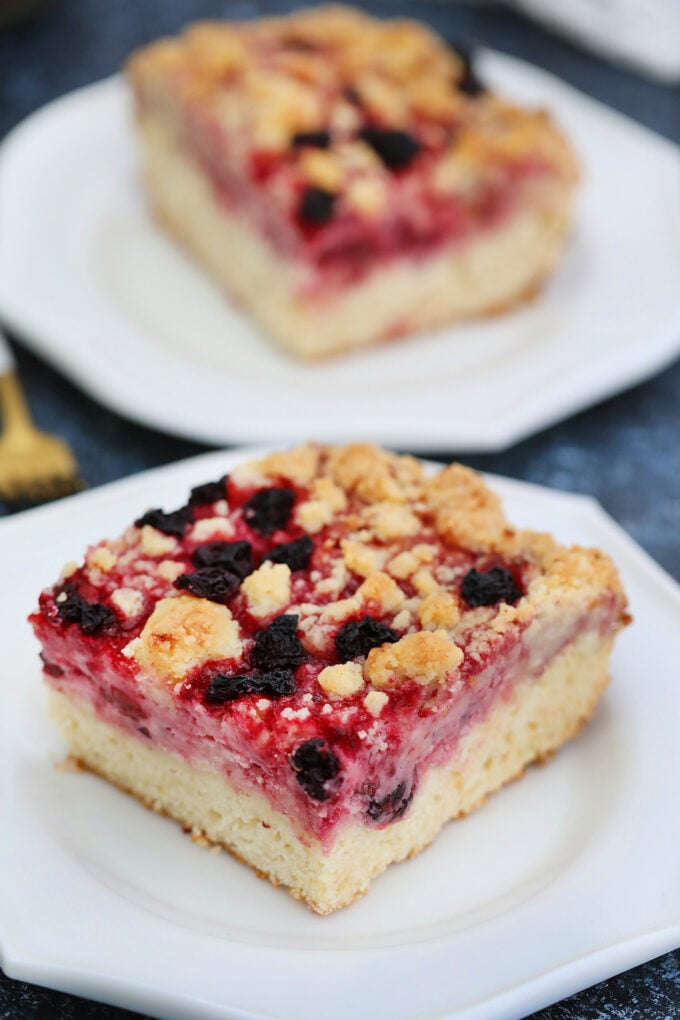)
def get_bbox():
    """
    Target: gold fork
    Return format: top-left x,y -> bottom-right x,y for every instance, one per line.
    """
0,328 -> 83,504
